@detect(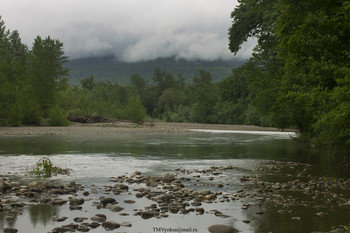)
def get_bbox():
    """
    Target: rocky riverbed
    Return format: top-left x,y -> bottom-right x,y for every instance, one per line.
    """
1,161 -> 349,233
